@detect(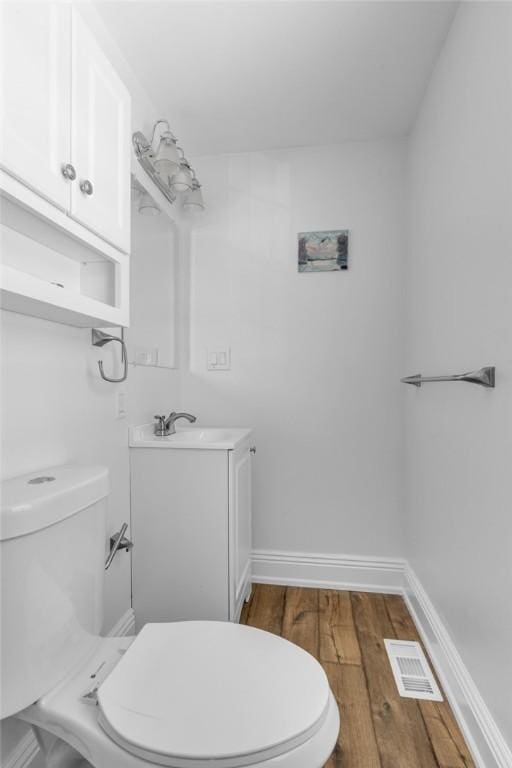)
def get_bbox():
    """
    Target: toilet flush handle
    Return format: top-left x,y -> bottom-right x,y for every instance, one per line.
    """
105,523 -> 133,570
